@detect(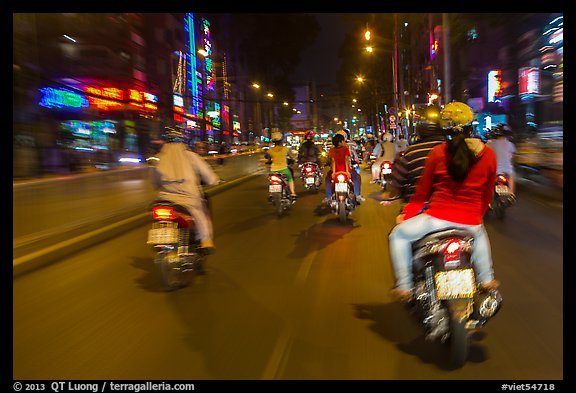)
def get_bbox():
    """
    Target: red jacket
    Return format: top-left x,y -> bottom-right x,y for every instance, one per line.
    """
403,140 -> 497,225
